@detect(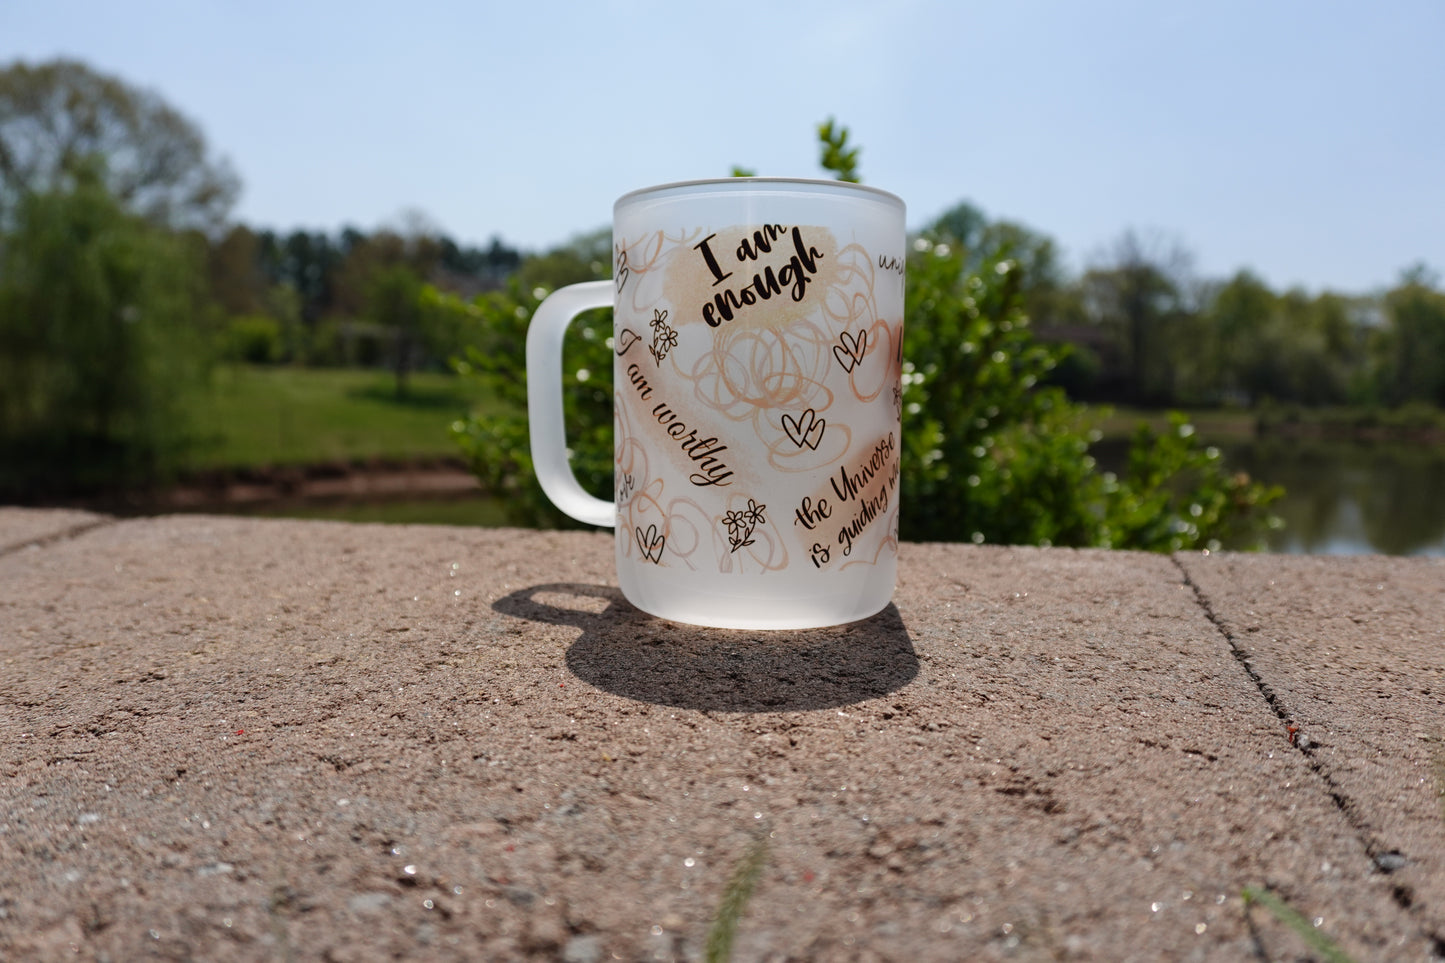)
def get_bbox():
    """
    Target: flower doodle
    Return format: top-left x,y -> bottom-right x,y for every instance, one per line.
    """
721,498 -> 768,553
648,308 -> 678,365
